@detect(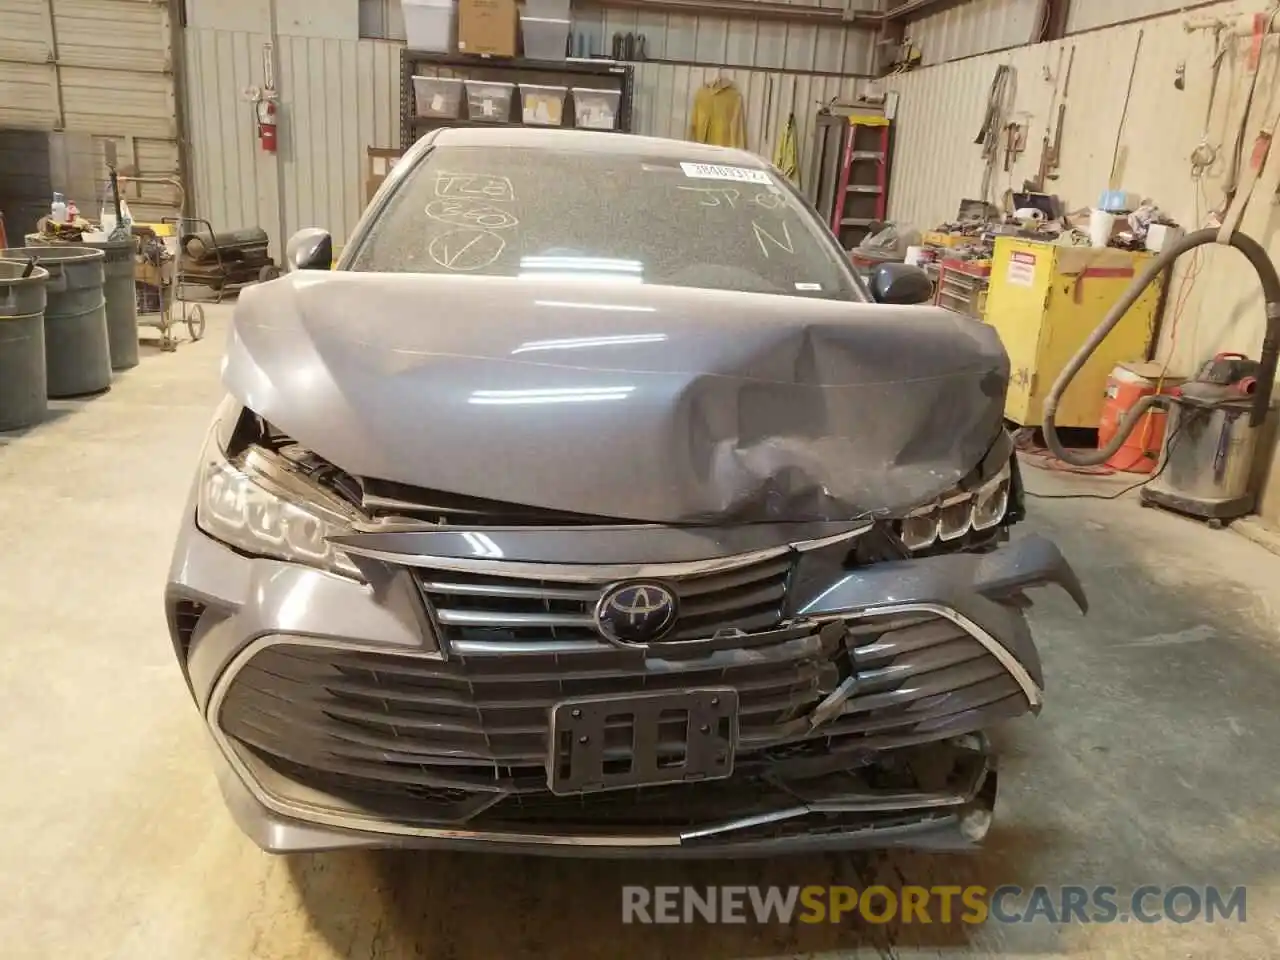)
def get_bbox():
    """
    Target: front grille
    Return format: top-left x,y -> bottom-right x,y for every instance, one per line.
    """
216,606 -> 1032,828
219,621 -> 828,795
419,553 -> 794,653
817,613 -> 1027,751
